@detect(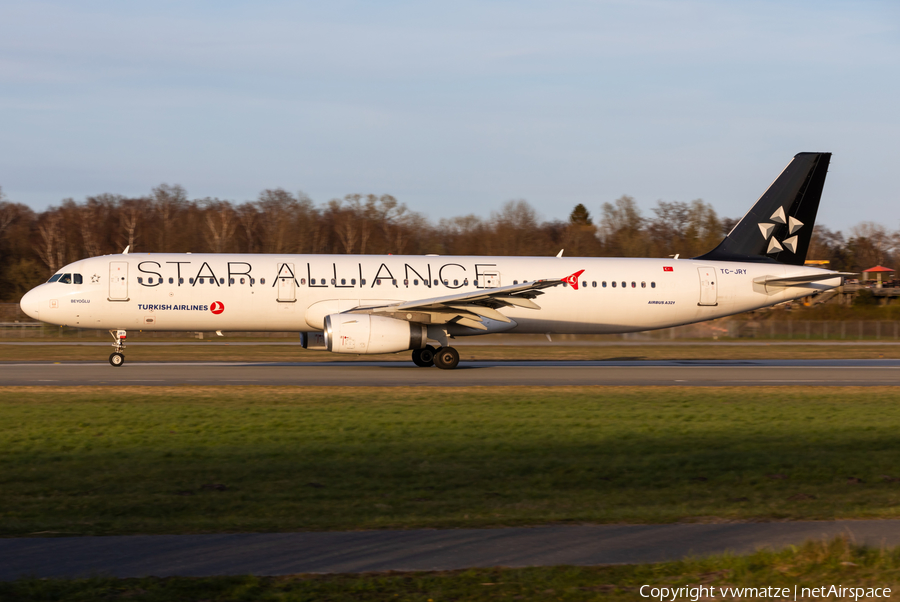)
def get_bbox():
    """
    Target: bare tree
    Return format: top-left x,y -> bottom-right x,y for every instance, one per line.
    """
203,201 -> 238,253
118,201 -> 142,252
36,212 -> 66,273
